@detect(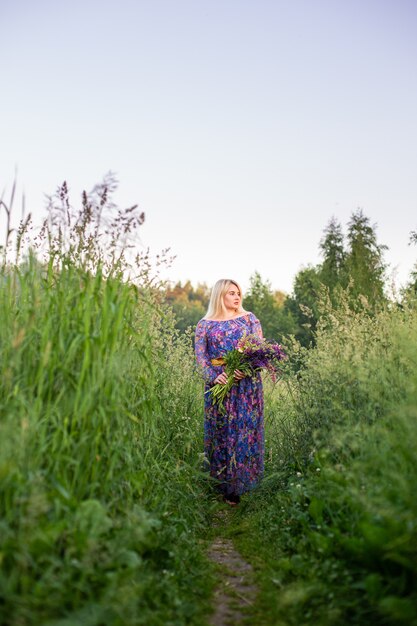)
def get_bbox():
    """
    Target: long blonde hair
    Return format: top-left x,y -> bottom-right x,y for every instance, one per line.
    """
204,278 -> 246,320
